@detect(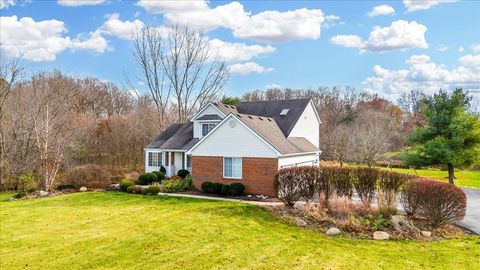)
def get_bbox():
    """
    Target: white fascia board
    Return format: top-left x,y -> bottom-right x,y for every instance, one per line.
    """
280,151 -> 321,158
309,100 -> 322,124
